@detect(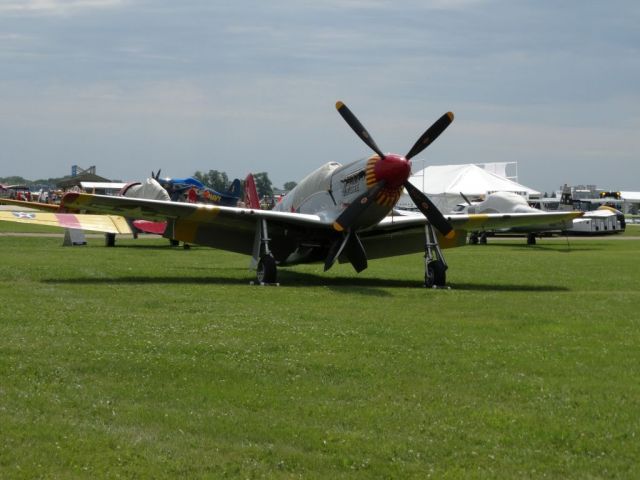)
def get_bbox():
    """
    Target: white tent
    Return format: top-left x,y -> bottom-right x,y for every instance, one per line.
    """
397,163 -> 540,213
